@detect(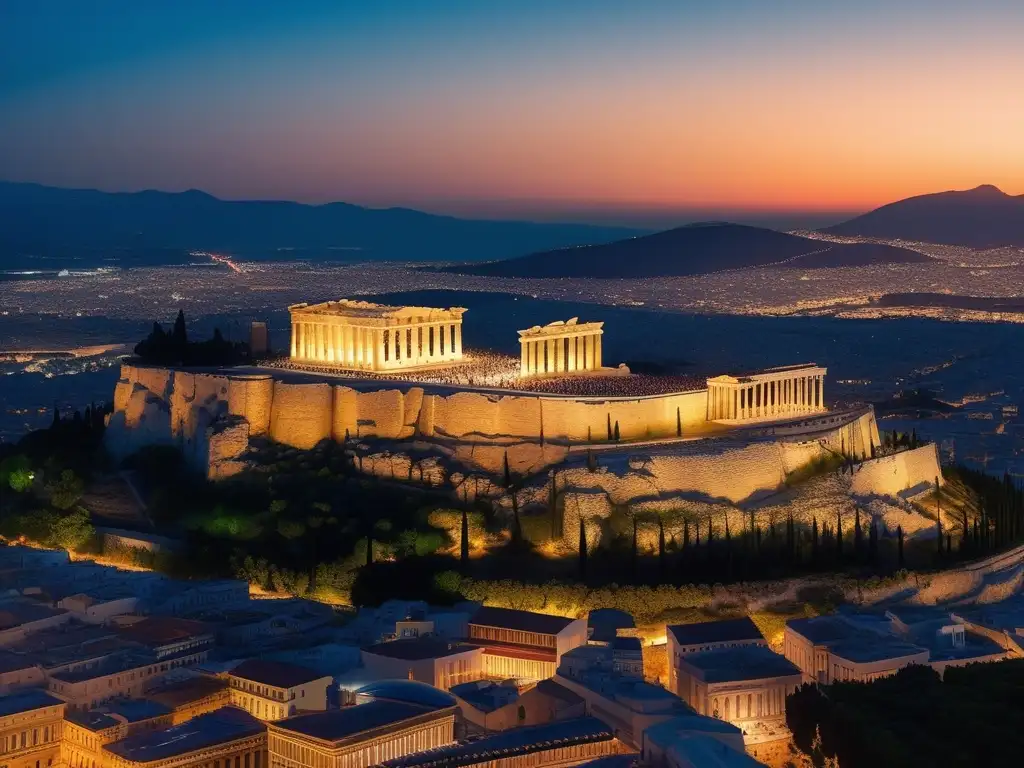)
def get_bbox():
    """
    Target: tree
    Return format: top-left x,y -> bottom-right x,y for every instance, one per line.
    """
578,517 -> 588,579
510,492 -> 523,544
676,407 -> 682,438
658,517 -> 666,580
460,508 -> 470,566
586,449 -> 597,472
897,524 -> 904,567
172,309 -> 188,349
1,455 -> 34,493
51,404 -> 61,429
836,511 -> 843,558
854,507 -> 863,559
613,420 -> 621,442
47,469 -> 84,511
517,704 -> 526,726
502,452 -> 511,489
47,509 -> 94,551
869,517 -> 879,562
607,414 -> 613,441
631,516 -> 639,582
